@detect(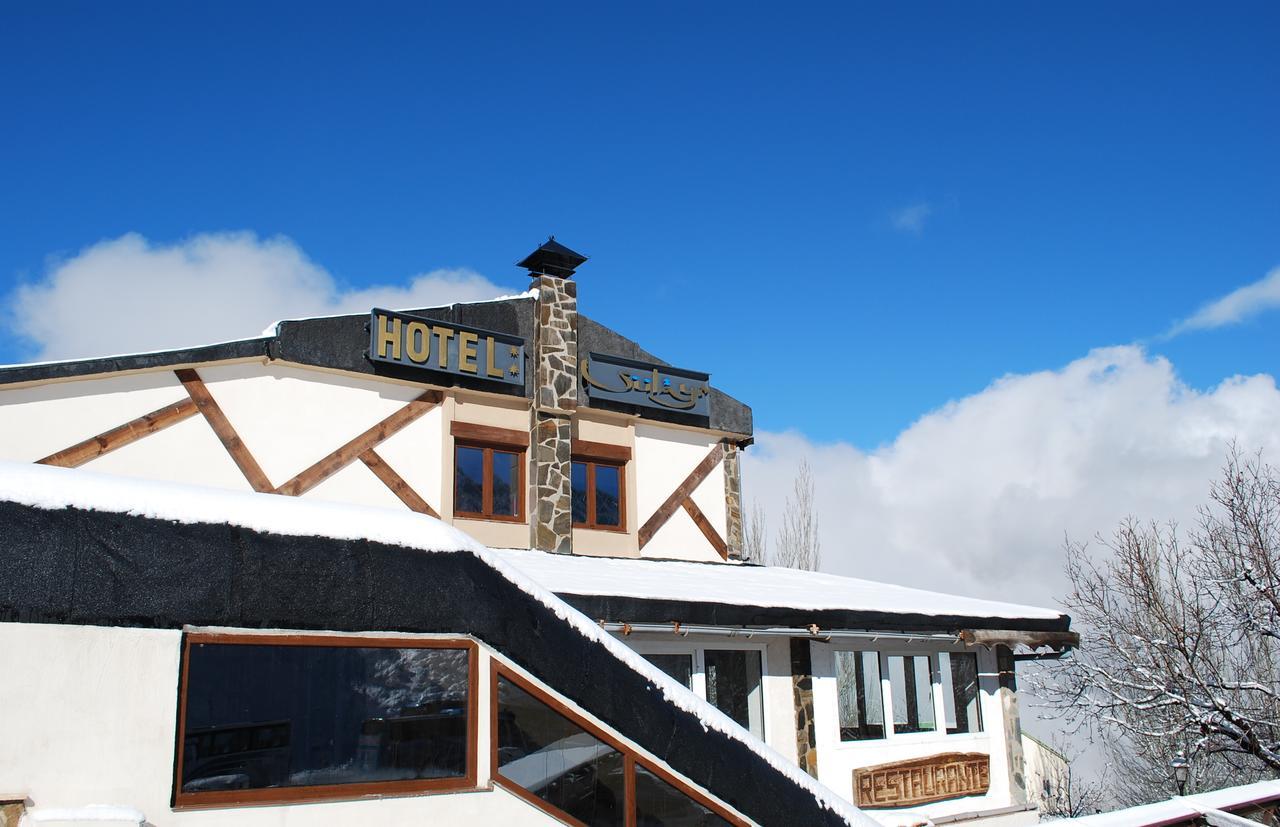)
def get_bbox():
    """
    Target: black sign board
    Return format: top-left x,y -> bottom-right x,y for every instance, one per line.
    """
369,308 -> 525,386
580,353 -> 710,418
